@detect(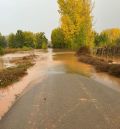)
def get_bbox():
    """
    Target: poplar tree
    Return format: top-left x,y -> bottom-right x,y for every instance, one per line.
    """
58,0 -> 94,50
